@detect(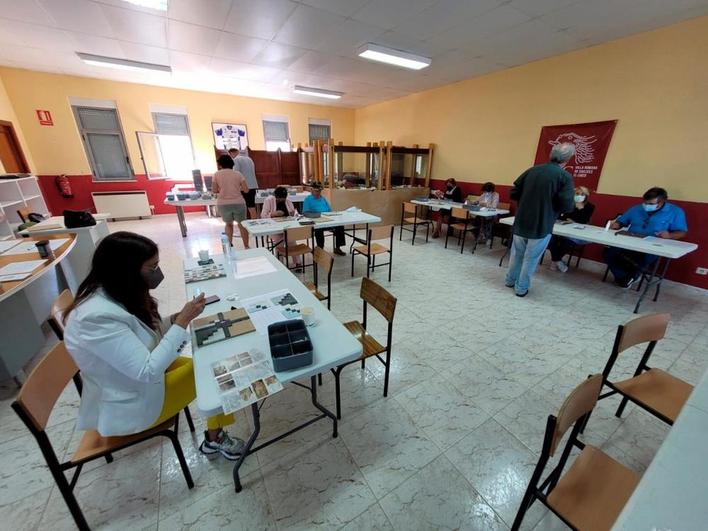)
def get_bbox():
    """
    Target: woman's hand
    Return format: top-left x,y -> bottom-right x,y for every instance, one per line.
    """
272,210 -> 284,217
174,294 -> 206,329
